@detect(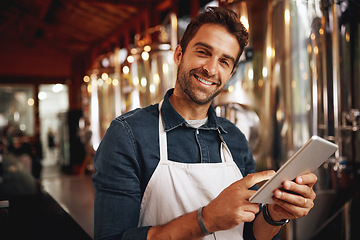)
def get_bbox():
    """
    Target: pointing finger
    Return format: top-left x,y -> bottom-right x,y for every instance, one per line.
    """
237,170 -> 275,189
